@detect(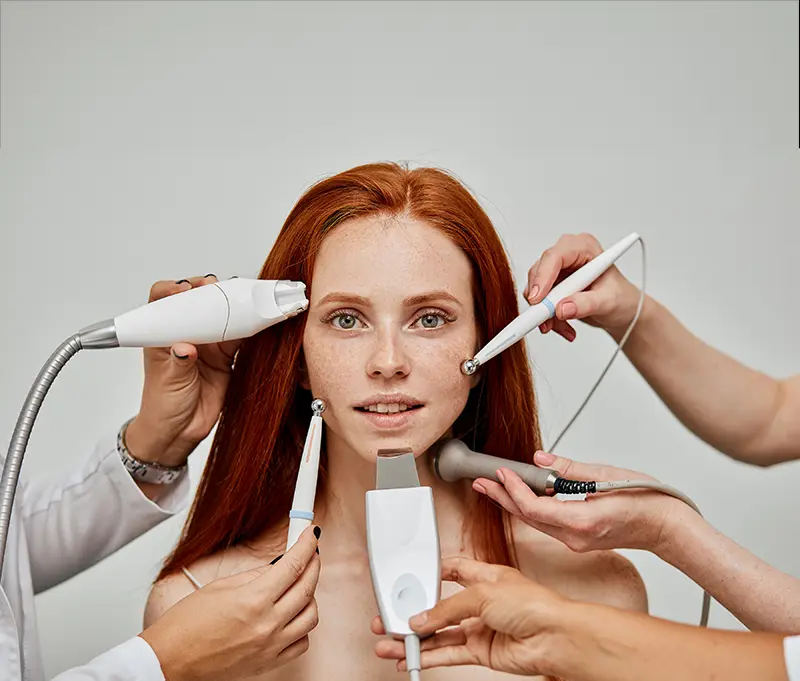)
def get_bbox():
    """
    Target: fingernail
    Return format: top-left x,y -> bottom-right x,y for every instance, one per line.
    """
172,349 -> 189,360
473,482 -> 487,494
269,553 -> 283,565
176,279 -> 189,285
535,451 -> 556,465
204,273 -> 216,278
561,302 -> 577,319
528,285 -> 539,302
496,469 -> 506,484
313,526 -> 322,539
